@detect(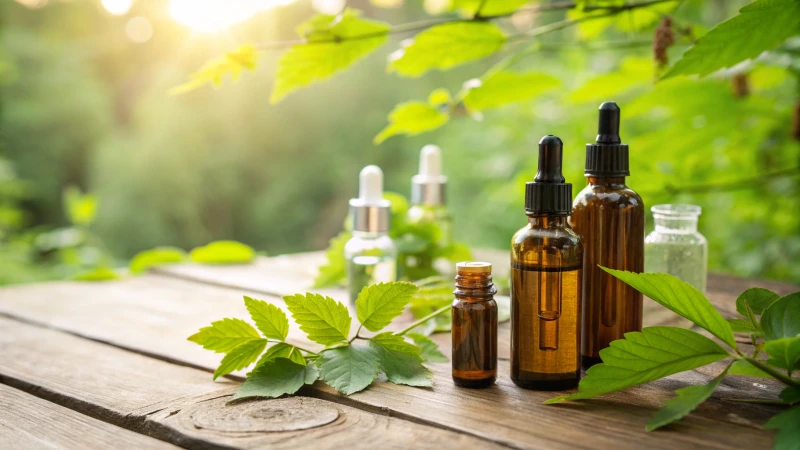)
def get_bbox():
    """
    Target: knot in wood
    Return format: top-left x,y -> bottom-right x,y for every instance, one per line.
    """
191,397 -> 339,433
